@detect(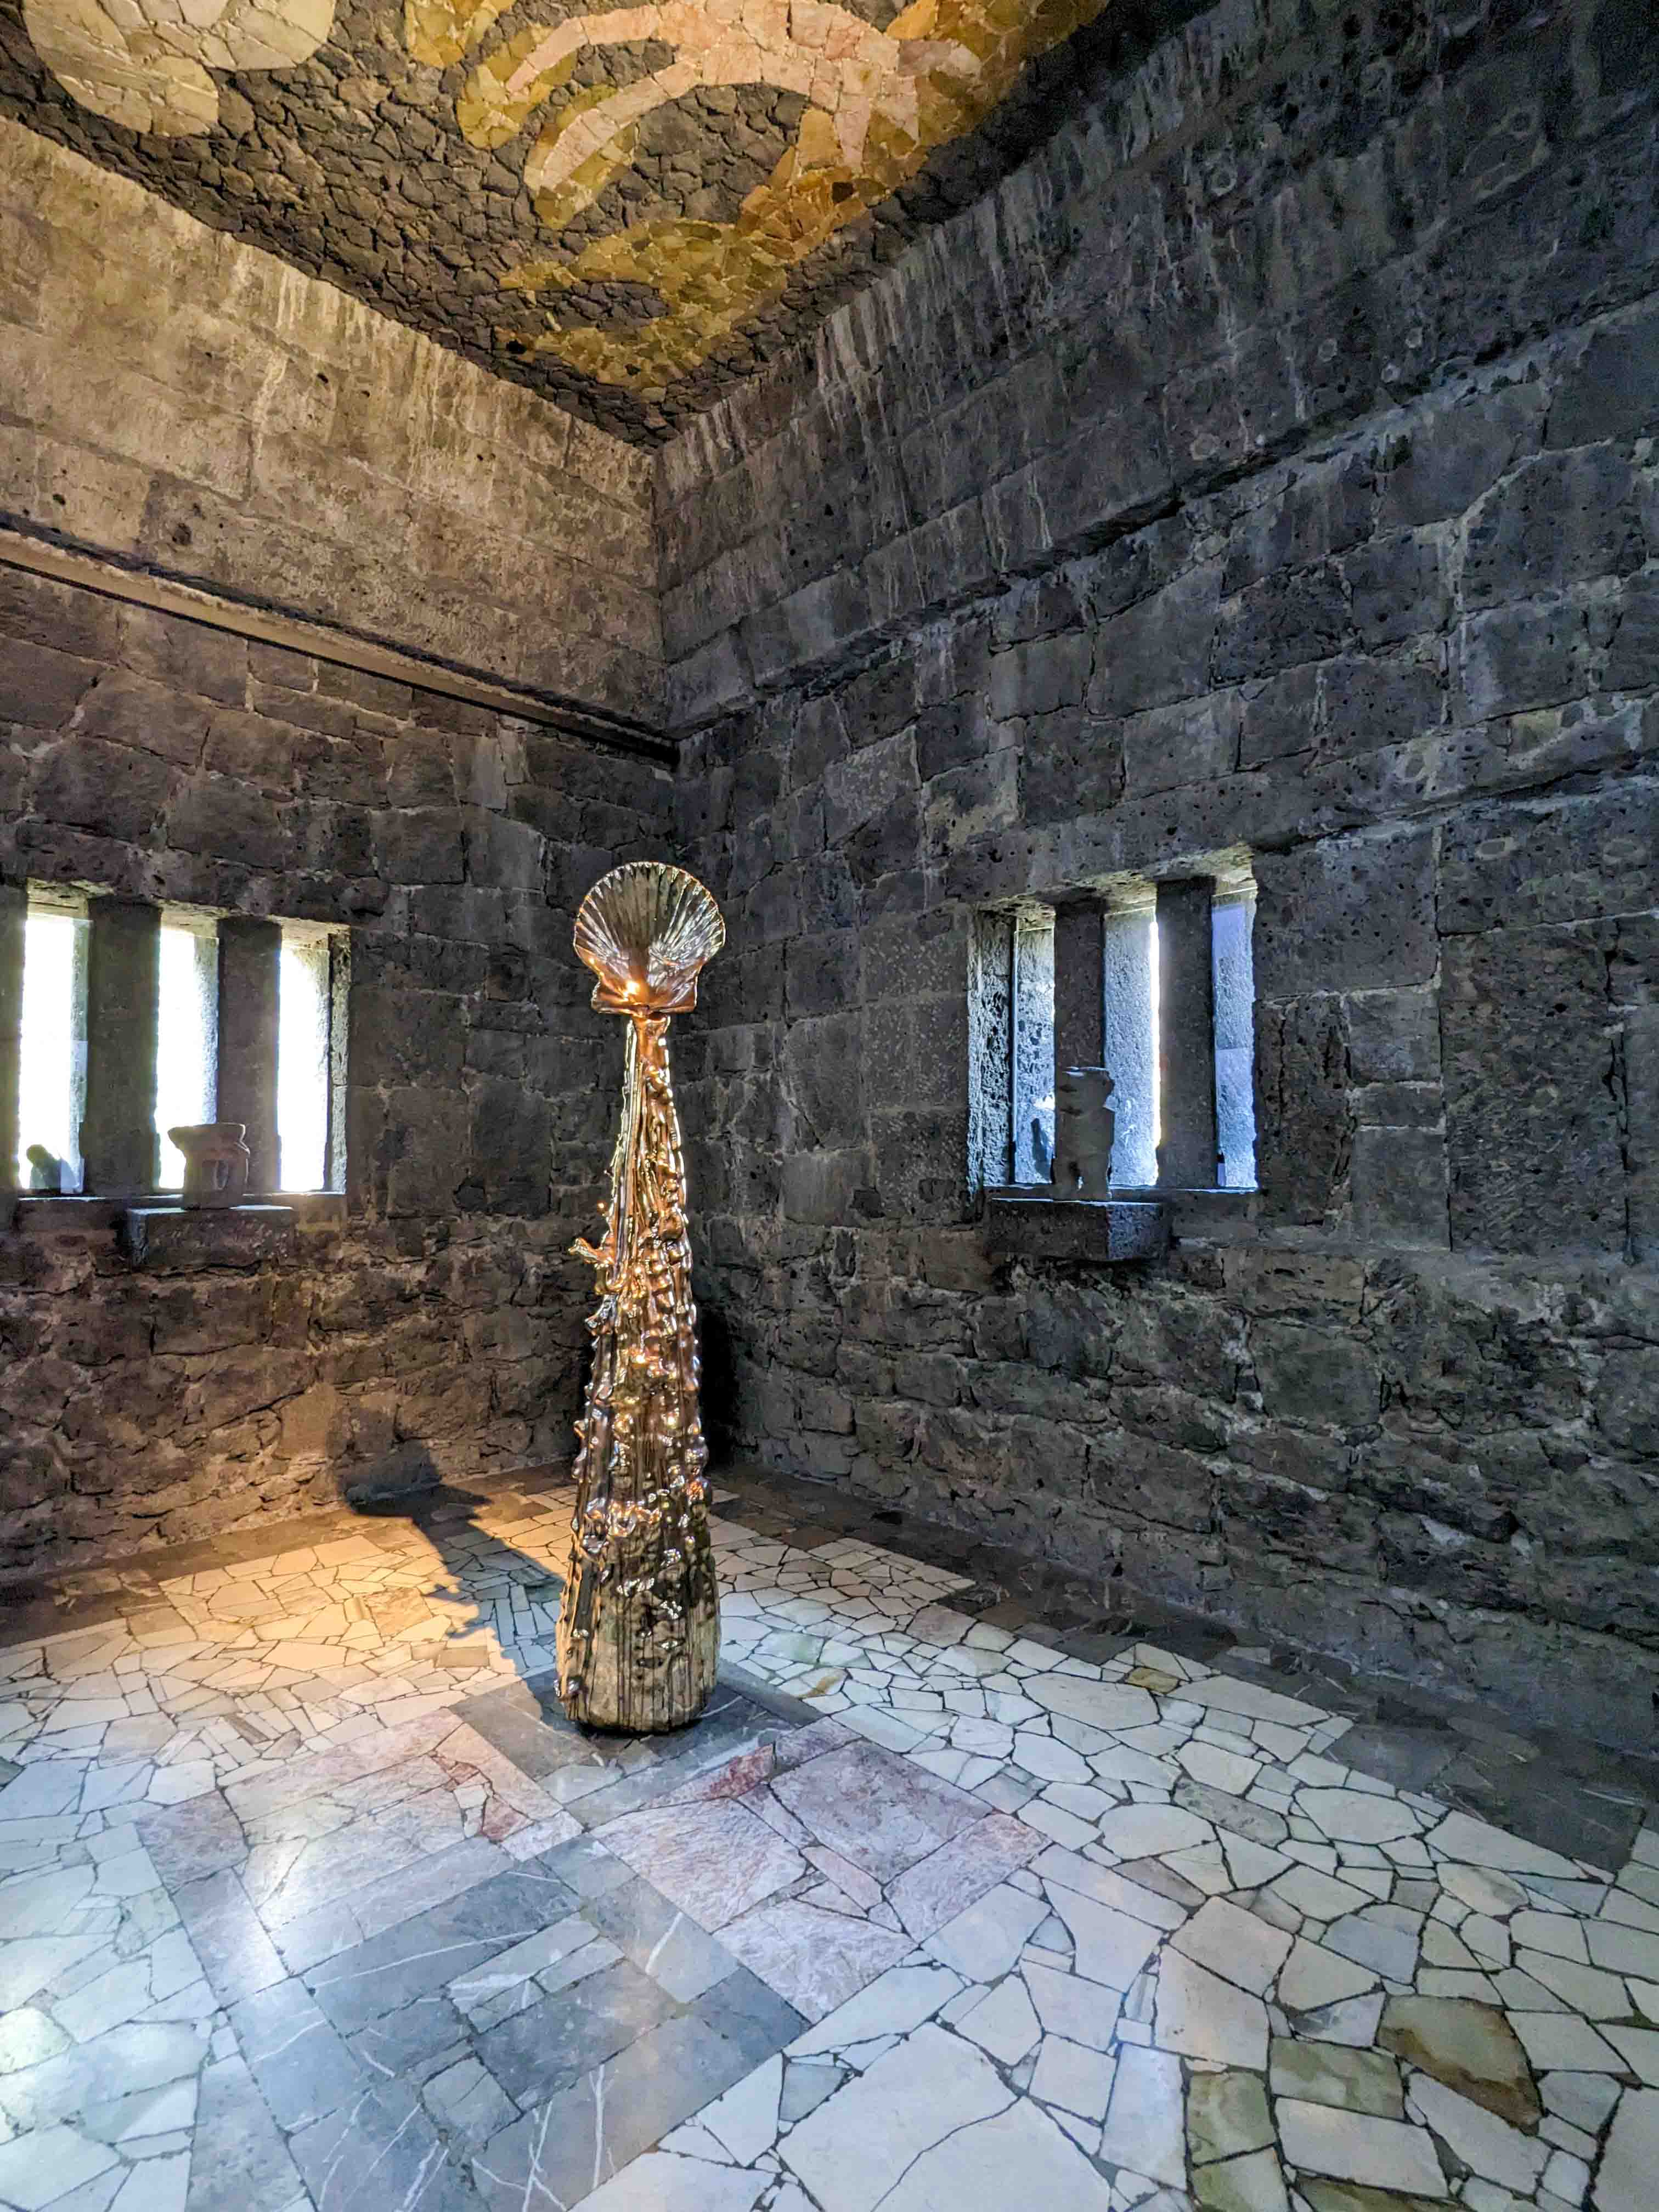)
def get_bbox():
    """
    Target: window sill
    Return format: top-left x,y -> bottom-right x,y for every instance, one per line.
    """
8,1192 -> 346,1267
983,1191 -> 1170,1263
120,1204 -> 299,1268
